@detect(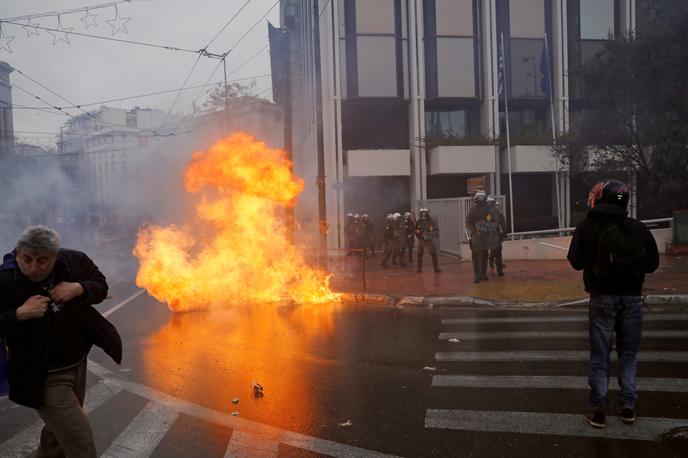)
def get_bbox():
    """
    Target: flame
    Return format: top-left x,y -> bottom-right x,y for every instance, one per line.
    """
134,133 -> 338,312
